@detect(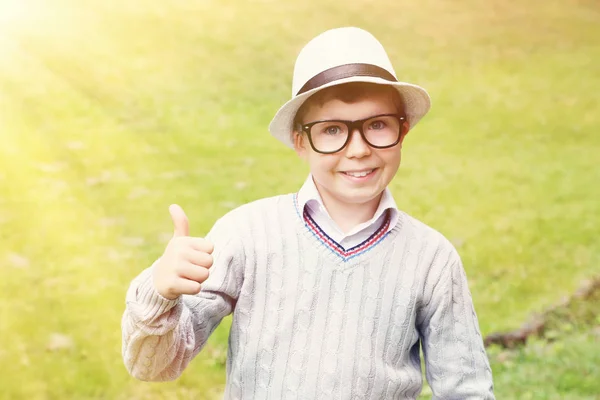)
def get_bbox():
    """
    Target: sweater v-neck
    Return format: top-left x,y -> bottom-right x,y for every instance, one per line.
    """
291,193 -> 403,265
